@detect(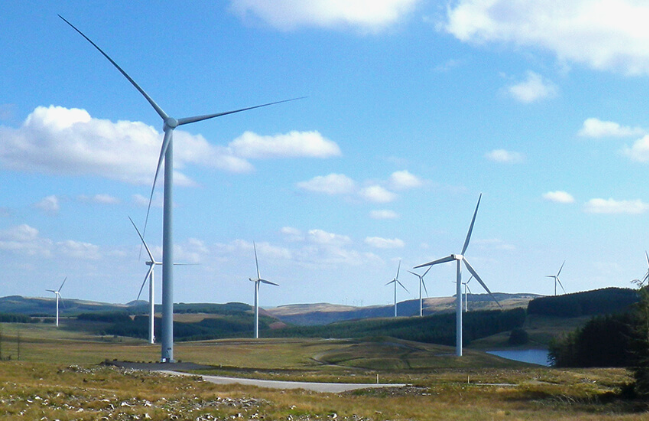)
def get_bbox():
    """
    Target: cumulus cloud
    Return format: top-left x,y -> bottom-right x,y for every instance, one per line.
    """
0,224 -> 52,257
622,135 -> 649,162
364,236 -> 405,249
543,191 -> 575,204
359,185 -> 397,203
34,195 -> 60,214
0,106 -> 339,186
506,71 -> 557,103
370,209 -> 399,219
229,0 -> 420,32
57,240 -> 101,260
308,229 -> 352,247
78,194 -> 120,205
444,1 -> 649,76
579,118 -> 645,138
485,149 -> 525,163
389,170 -> 422,190
296,173 -> 356,195
584,198 -> 649,214
228,131 -> 341,159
